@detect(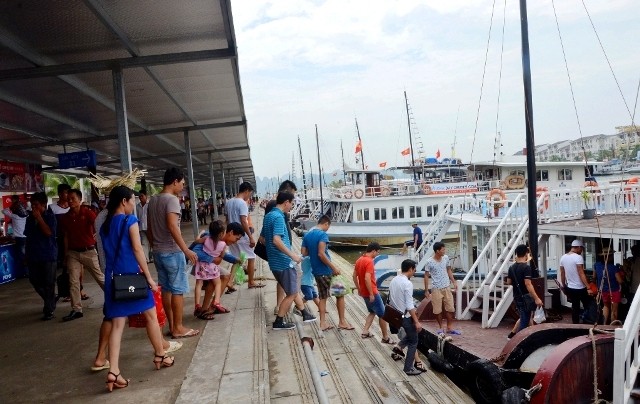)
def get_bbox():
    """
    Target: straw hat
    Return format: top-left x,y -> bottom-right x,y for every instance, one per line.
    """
88,168 -> 146,194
